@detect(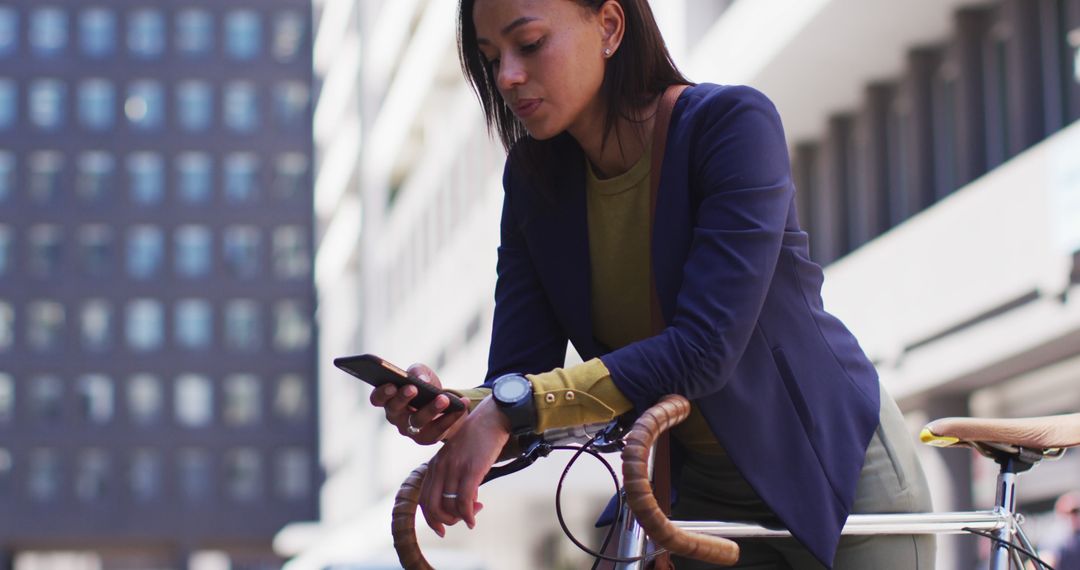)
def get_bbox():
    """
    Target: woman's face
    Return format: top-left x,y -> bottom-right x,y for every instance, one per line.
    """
473,0 -> 613,140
